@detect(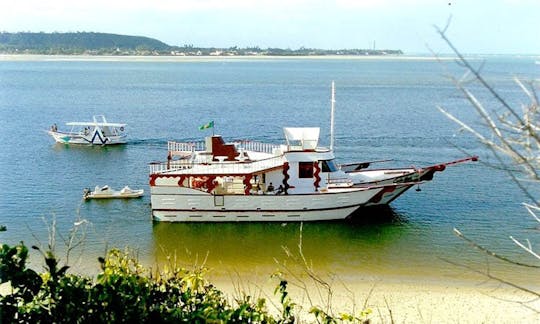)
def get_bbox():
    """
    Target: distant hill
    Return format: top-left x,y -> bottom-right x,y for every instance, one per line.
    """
0,32 -> 172,55
0,32 -> 403,56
